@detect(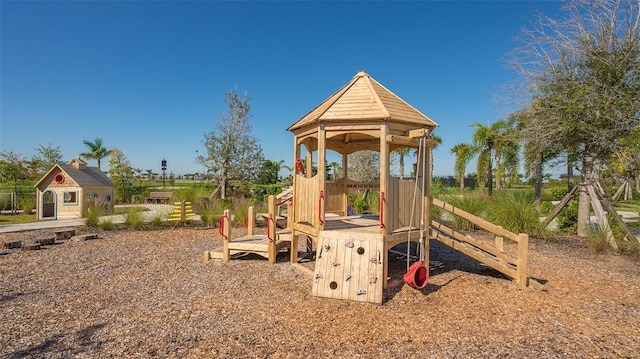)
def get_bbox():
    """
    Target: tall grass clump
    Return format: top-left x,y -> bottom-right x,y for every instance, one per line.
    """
149,211 -> 166,229
586,227 -> 611,254
99,217 -> 116,231
20,196 -> 36,214
84,205 -> 103,228
444,192 -> 488,230
486,190 -> 542,235
124,207 -> 145,230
